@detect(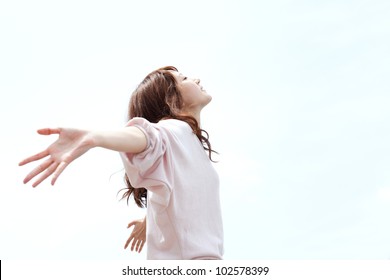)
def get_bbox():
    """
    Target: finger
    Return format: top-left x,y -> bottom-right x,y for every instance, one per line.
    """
51,162 -> 68,185
127,221 -> 137,228
19,150 -> 49,166
138,240 -> 145,253
32,161 -> 59,188
37,128 -> 61,135
124,235 -> 134,249
23,158 -> 53,184
138,241 -> 146,253
130,234 -> 137,251
135,239 -> 143,253
131,237 -> 138,251
126,234 -> 134,249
